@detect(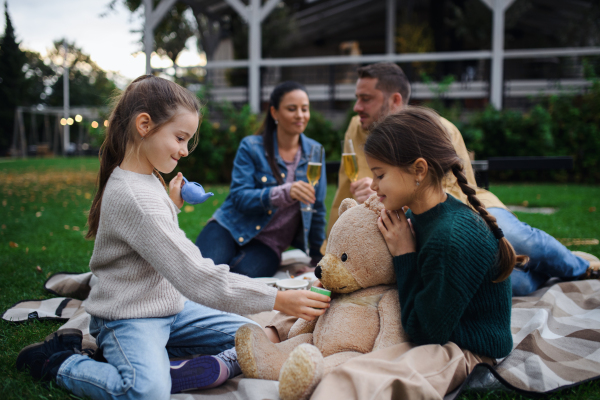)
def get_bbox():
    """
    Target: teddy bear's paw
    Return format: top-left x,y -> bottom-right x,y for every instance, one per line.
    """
235,323 -> 287,380
279,343 -> 324,400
